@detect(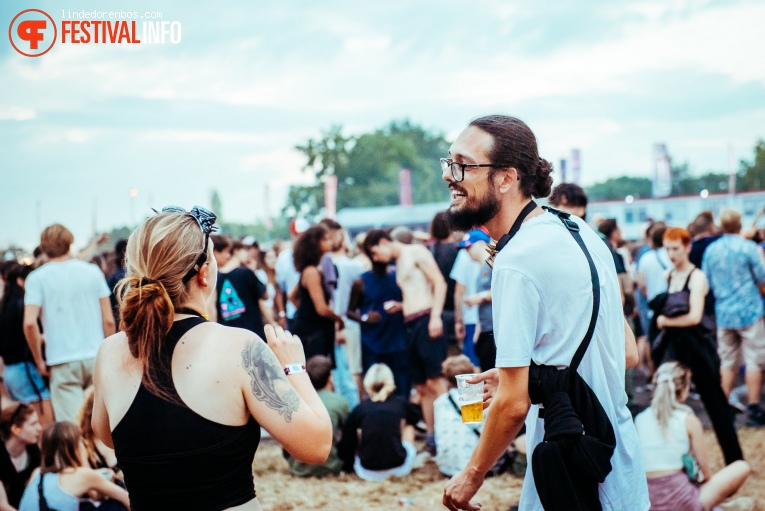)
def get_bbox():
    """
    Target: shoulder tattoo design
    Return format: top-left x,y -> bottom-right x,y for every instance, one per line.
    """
241,339 -> 299,422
